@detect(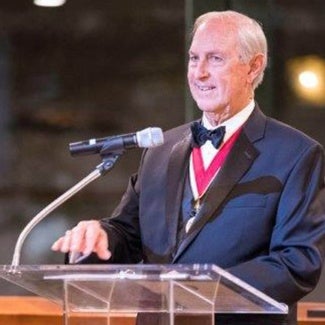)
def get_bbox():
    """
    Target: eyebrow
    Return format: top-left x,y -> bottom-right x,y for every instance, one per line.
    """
188,50 -> 225,57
